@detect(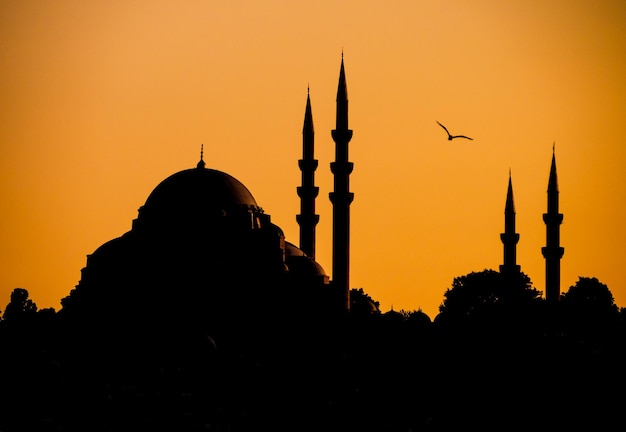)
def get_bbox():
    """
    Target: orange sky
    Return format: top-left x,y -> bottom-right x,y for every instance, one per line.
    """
1,0 -> 625,319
